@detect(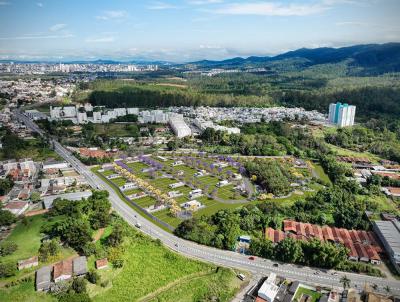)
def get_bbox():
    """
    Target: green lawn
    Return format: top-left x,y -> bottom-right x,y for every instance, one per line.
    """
1,215 -> 46,264
293,286 -> 321,302
309,162 -> 331,185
